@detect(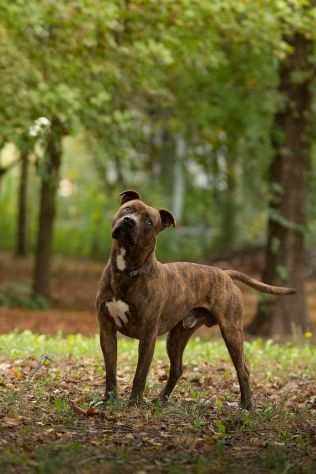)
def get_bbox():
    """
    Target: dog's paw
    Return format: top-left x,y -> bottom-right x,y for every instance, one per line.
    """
240,400 -> 253,411
153,392 -> 169,403
152,397 -> 168,407
128,397 -> 147,408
